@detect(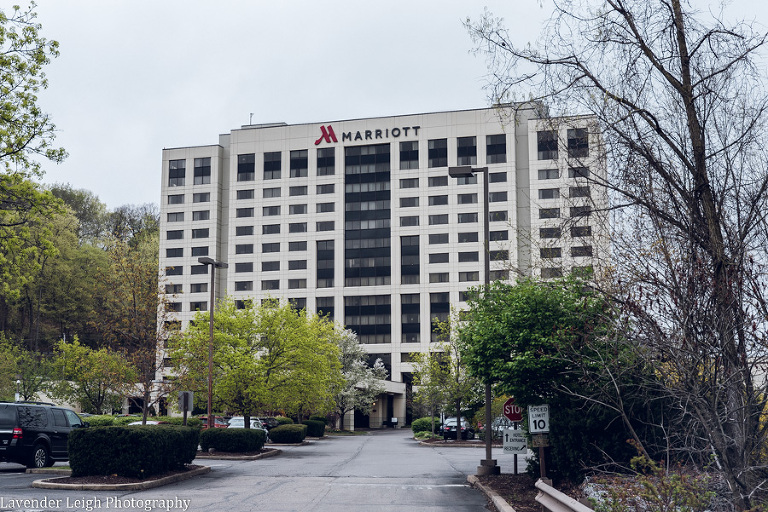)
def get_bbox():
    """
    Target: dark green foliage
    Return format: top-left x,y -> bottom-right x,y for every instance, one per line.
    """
275,416 -> 294,425
301,419 -> 325,437
309,415 -> 328,425
112,416 -> 140,426
68,426 -> 198,478
162,416 -> 202,429
411,417 -> 441,434
83,415 -> 116,427
199,428 -> 266,452
269,424 -> 307,443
